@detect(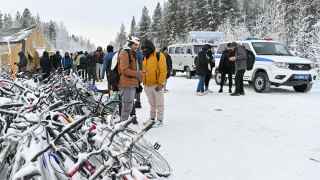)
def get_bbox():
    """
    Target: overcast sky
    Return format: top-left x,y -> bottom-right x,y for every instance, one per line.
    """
1,0 -> 165,46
